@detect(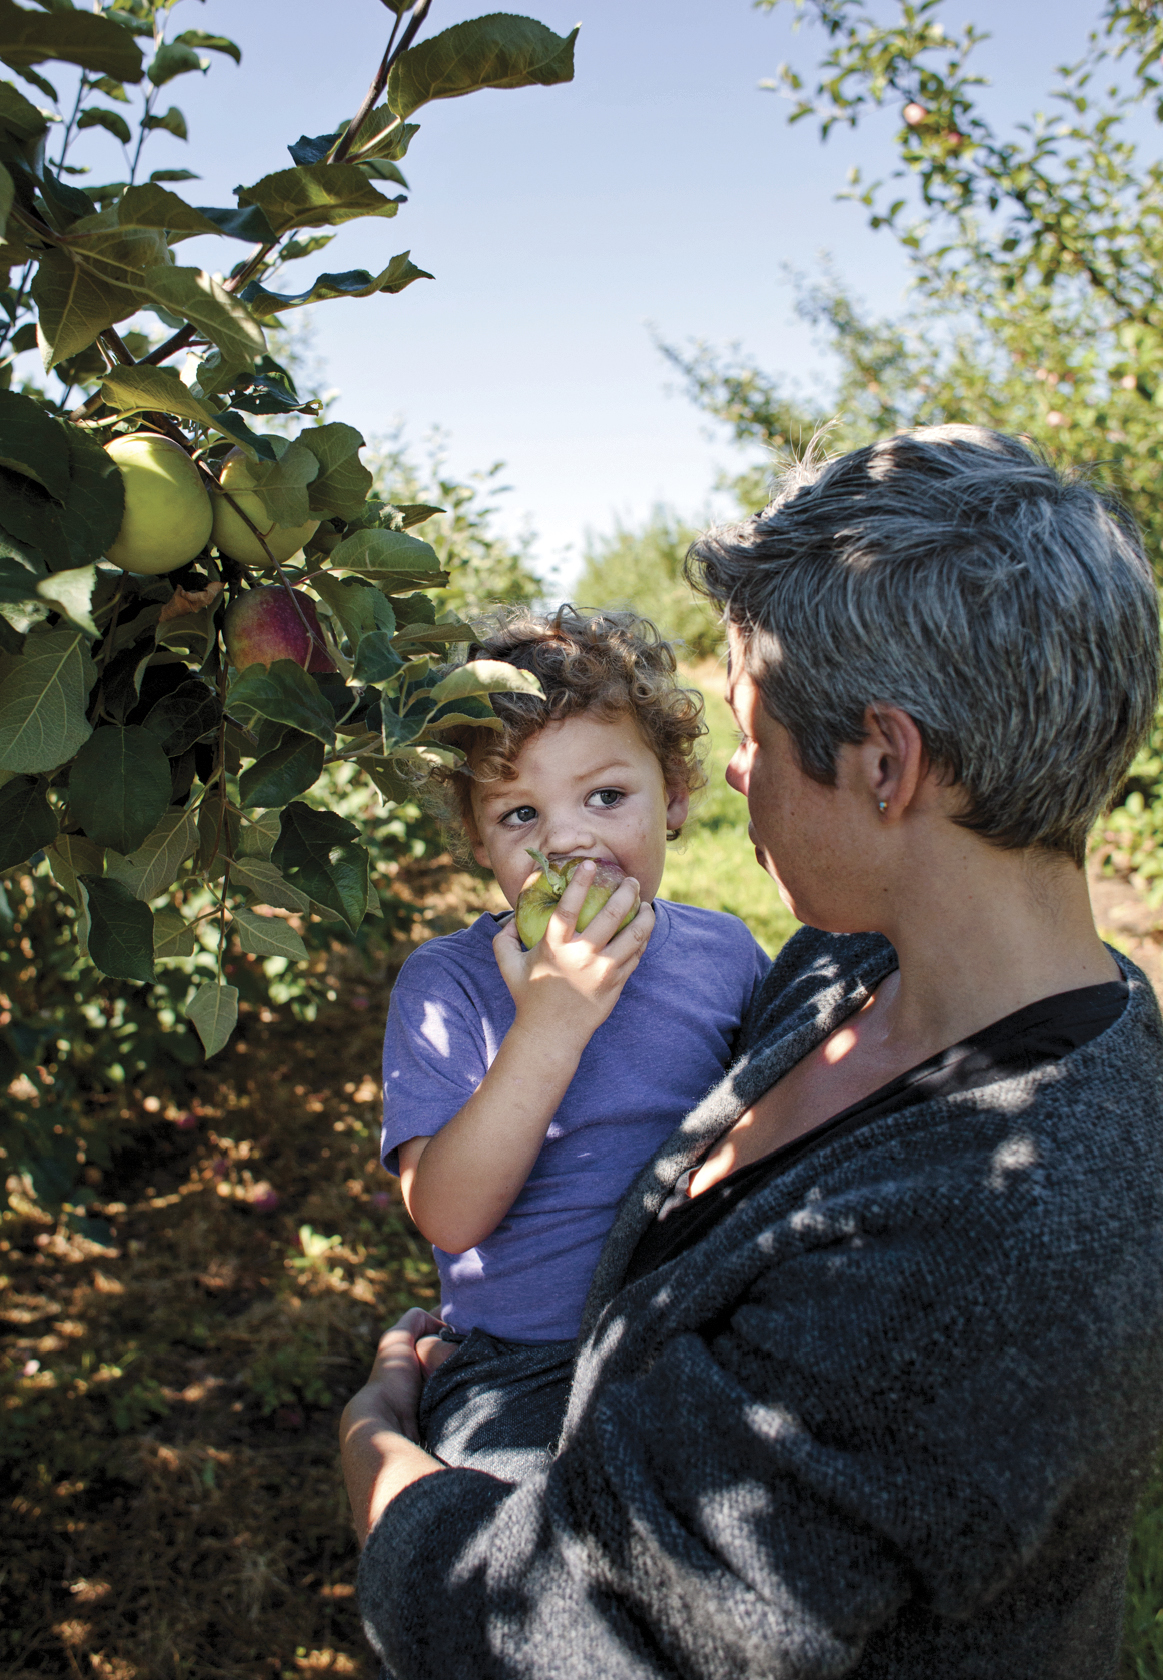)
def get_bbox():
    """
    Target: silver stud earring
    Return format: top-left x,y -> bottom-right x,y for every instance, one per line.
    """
878,800 -> 888,813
